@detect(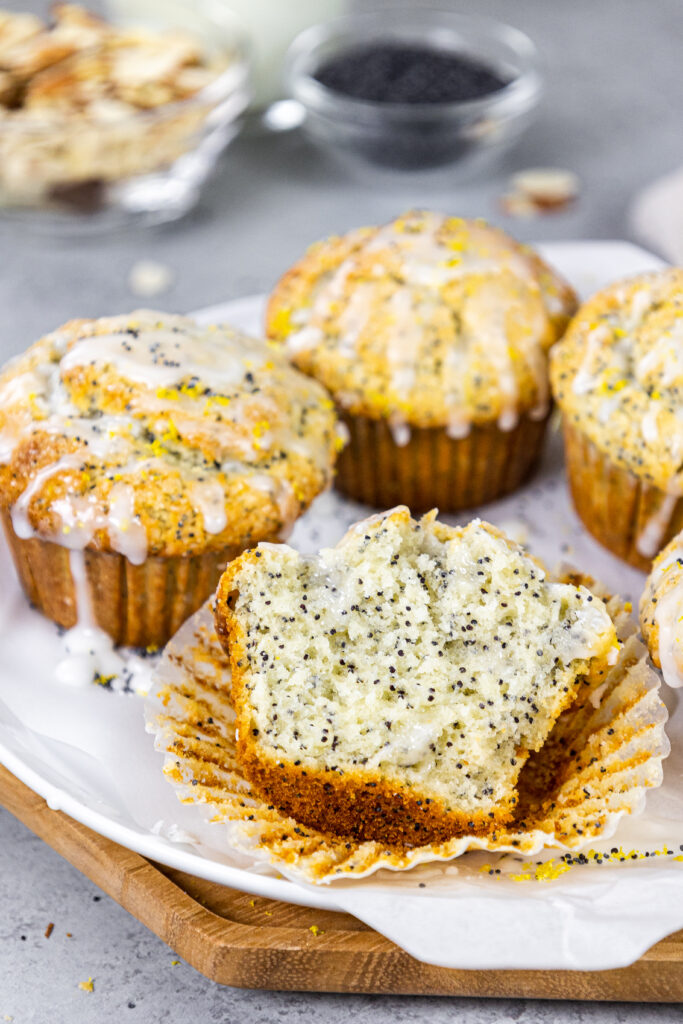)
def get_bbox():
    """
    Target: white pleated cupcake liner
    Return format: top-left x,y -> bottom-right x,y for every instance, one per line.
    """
145,581 -> 669,885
